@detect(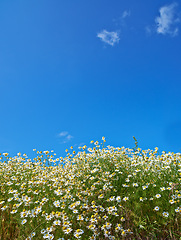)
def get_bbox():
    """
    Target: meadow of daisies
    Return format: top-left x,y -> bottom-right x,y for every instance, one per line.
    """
0,137 -> 181,240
